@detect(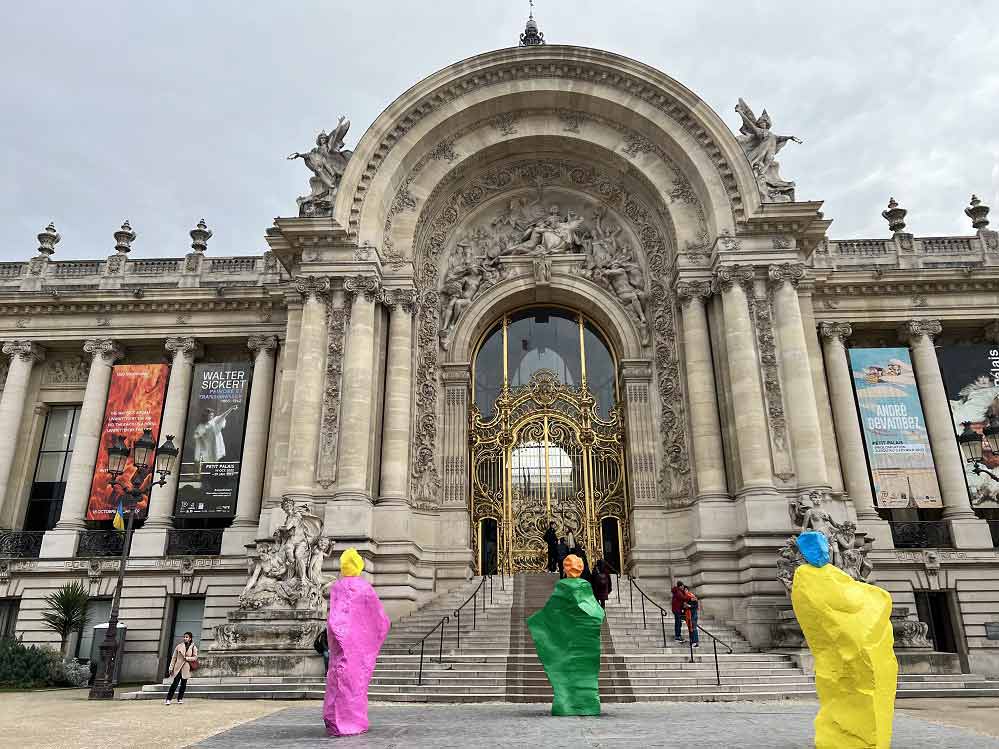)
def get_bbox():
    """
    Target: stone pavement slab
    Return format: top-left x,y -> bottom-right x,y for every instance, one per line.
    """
191,702 -> 999,749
